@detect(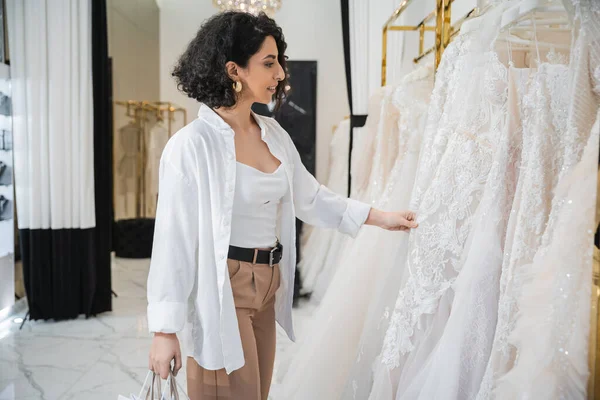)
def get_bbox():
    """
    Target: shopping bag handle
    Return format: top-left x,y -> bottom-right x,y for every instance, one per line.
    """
138,369 -> 185,400
161,370 -> 182,400
138,370 -> 153,399
144,372 -> 162,400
